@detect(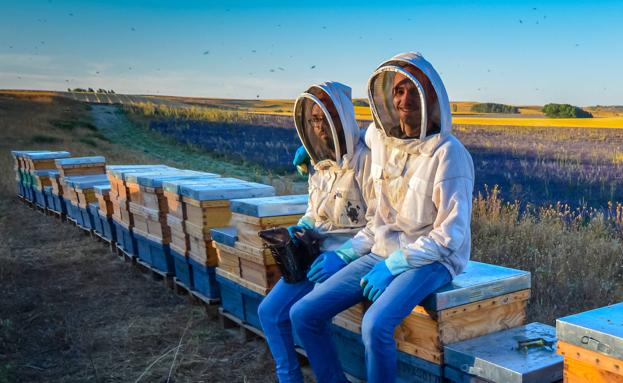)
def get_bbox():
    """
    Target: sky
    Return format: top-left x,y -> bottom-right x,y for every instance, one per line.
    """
1,0 -> 622,106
